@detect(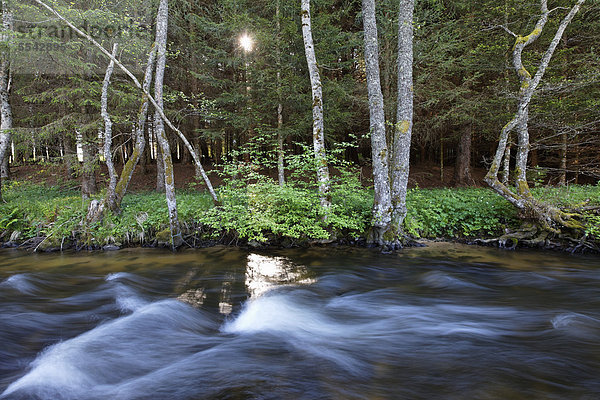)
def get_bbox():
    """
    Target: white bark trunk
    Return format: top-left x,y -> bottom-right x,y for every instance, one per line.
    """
0,0 -> 12,202
113,46 -> 157,209
391,0 -> 414,235
362,0 -> 392,243
102,43 -> 118,208
154,0 -> 182,249
32,0 -> 218,205
486,0 -> 585,211
301,0 -> 331,210
485,0 -> 586,230
276,0 -> 285,186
